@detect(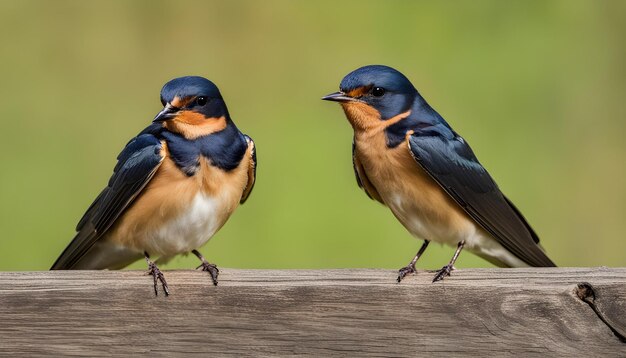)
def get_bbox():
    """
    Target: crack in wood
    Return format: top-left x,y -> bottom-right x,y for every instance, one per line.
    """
575,282 -> 626,343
